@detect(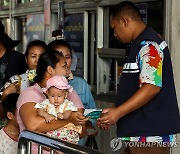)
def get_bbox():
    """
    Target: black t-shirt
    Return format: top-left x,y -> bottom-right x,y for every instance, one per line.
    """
0,50 -> 27,87
116,27 -> 180,137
